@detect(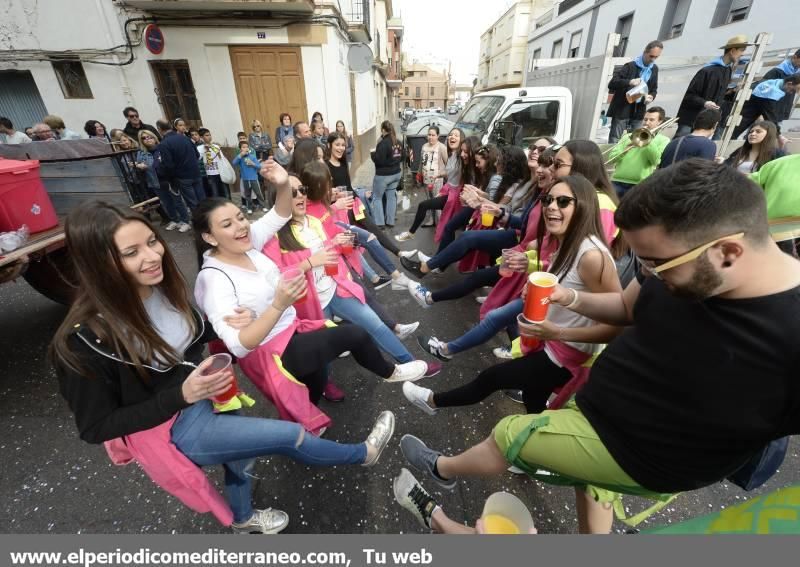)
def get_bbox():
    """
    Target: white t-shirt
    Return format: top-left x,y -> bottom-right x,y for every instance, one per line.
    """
194,208 -> 293,358
199,143 -> 223,176
295,217 -> 336,309
143,288 -> 192,368
1,131 -> 31,144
